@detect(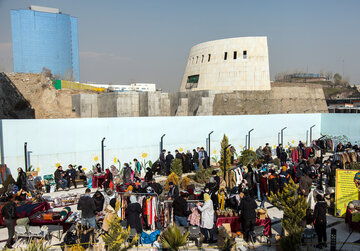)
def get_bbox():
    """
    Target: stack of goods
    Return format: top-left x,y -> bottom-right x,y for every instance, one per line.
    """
348,201 -> 360,223
216,209 -> 239,217
255,208 -> 268,220
49,193 -> 80,208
